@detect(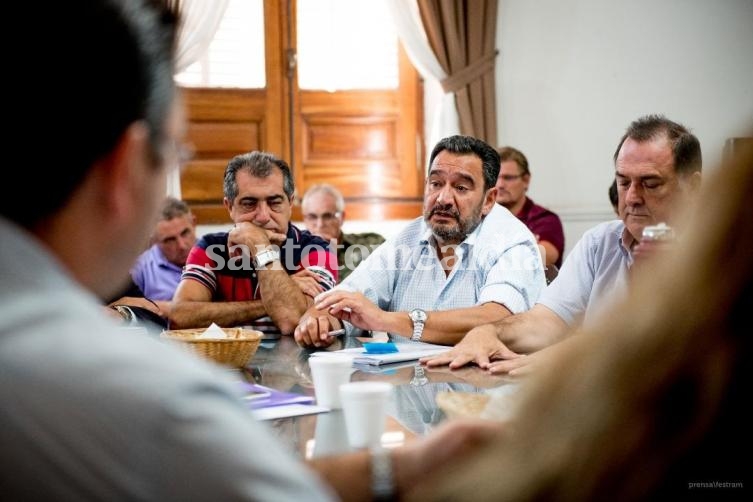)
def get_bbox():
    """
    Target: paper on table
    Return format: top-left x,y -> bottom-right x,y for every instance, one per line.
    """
311,342 -> 449,366
239,383 -> 315,409
252,404 -> 329,421
197,322 -> 228,339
